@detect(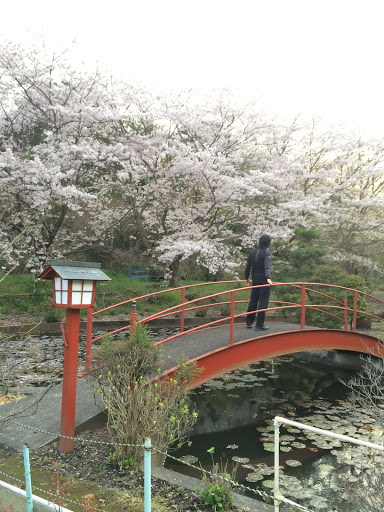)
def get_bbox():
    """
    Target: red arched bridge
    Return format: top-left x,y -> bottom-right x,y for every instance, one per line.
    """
85,281 -> 384,388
